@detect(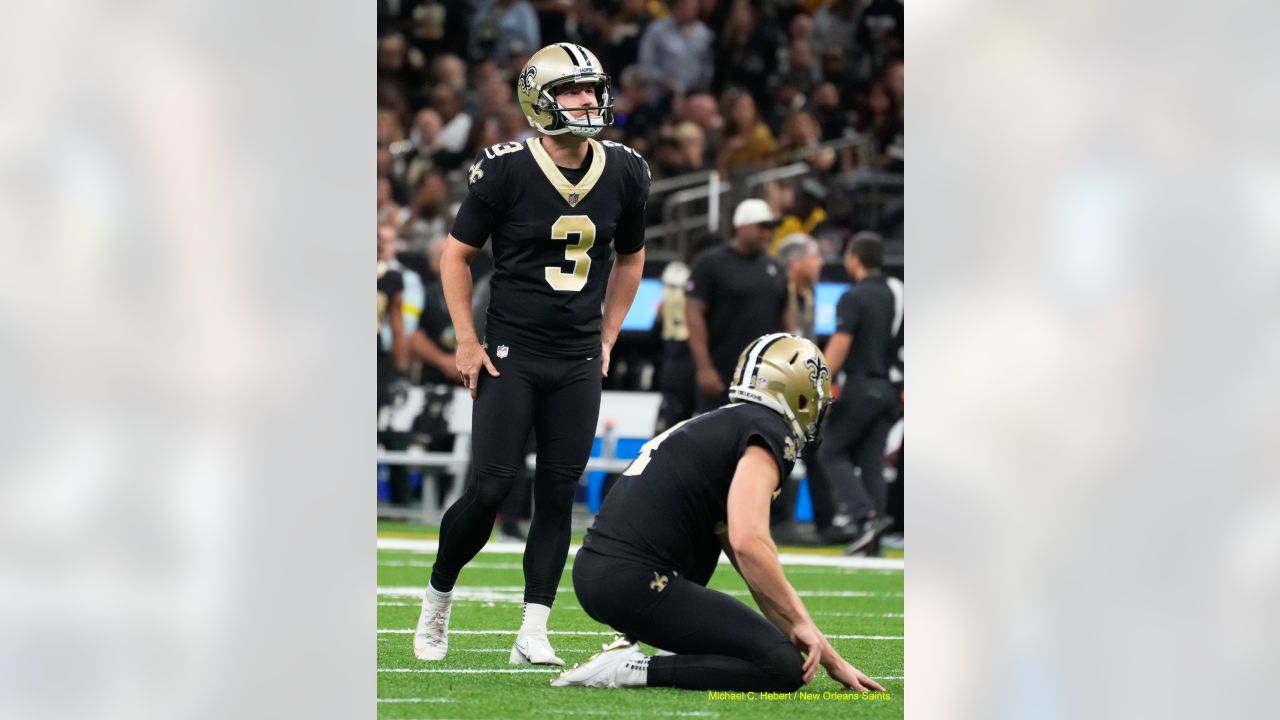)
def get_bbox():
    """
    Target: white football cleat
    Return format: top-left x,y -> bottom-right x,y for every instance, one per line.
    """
550,636 -> 649,688
510,632 -> 565,666
413,600 -> 451,661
